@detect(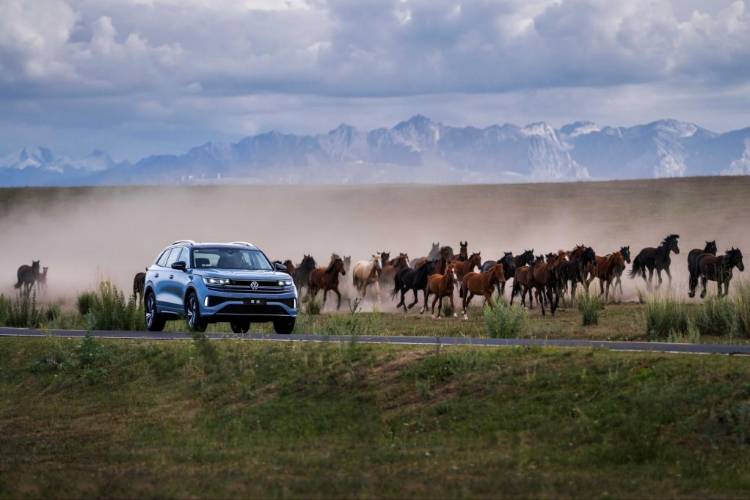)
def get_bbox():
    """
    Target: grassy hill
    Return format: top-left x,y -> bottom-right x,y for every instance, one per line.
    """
1,336 -> 749,497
